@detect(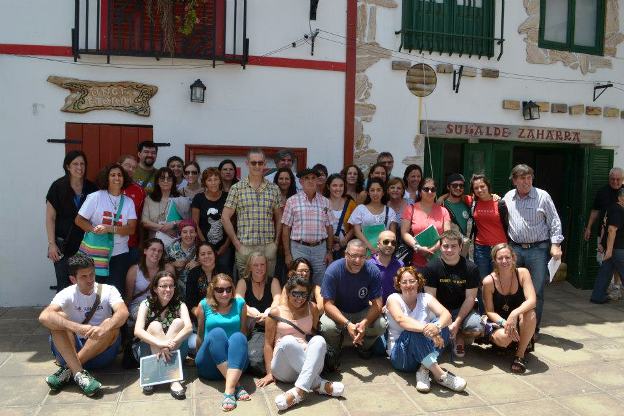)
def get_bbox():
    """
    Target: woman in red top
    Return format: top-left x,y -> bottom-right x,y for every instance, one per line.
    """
469,174 -> 508,278
401,178 -> 451,268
